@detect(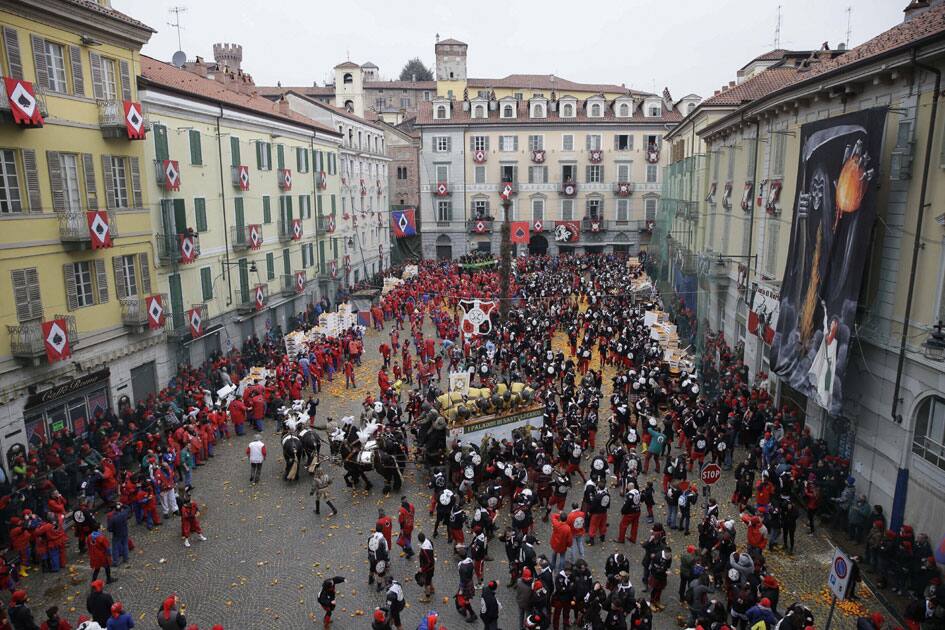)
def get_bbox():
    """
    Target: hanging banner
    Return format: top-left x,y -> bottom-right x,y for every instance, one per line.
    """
291,218 -> 302,240
122,100 -> 145,139
510,221 -> 530,244
178,234 -> 196,263
391,208 -> 417,237
3,77 -> 43,126
249,224 -> 262,249
187,307 -> 203,338
459,299 -> 497,336
295,271 -> 306,293
145,295 -> 165,330
86,211 -> 112,249
162,159 -> 180,190
554,220 -> 580,243
771,108 -> 886,414
748,282 -> 779,345
237,165 -> 250,190
41,318 -> 70,363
